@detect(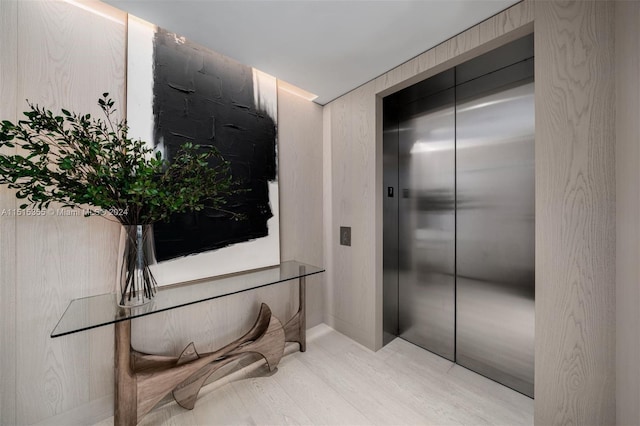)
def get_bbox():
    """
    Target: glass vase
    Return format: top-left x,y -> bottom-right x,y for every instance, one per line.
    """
116,224 -> 158,307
